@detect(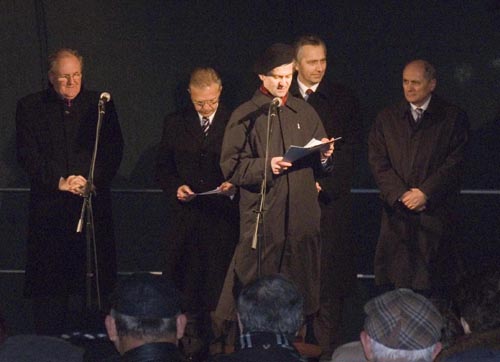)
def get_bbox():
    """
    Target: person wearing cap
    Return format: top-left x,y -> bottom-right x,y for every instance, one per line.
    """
360,288 -> 444,362
290,34 -> 362,359
368,60 -> 469,297
104,273 -> 187,362
156,67 -> 239,357
216,43 -> 335,323
16,48 -> 123,334
216,274 -> 304,362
